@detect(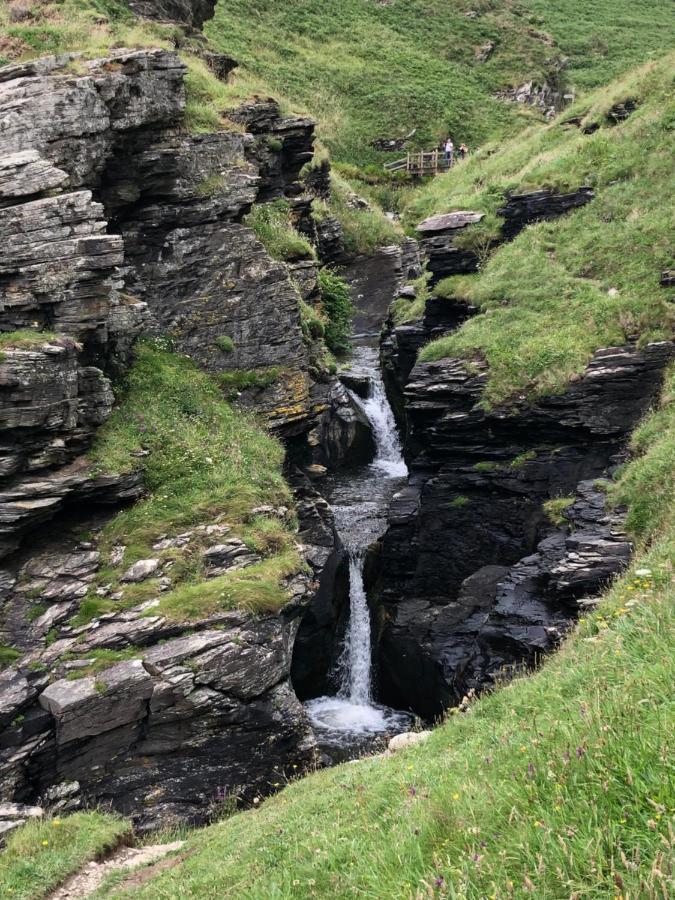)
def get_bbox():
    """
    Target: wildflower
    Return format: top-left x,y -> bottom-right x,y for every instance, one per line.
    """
435,876 -> 445,888
408,786 -> 417,797
519,746 -> 527,753
452,792 -> 460,801
52,820 -> 61,827
41,840 -> 49,847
